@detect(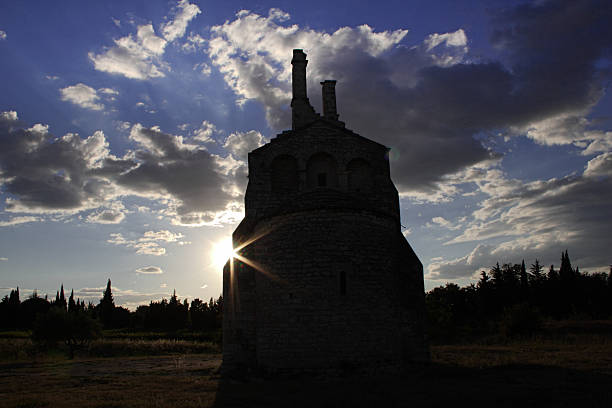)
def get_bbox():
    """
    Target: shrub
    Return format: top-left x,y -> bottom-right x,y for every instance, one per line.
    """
32,308 -> 101,357
499,303 -> 543,338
